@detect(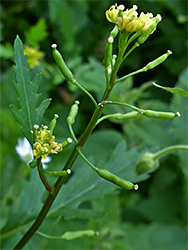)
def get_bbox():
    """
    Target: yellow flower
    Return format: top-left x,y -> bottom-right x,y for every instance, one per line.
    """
105,4 -> 120,23
24,45 -> 44,68
106,4 -> 161,34
32,123 -> 71,159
